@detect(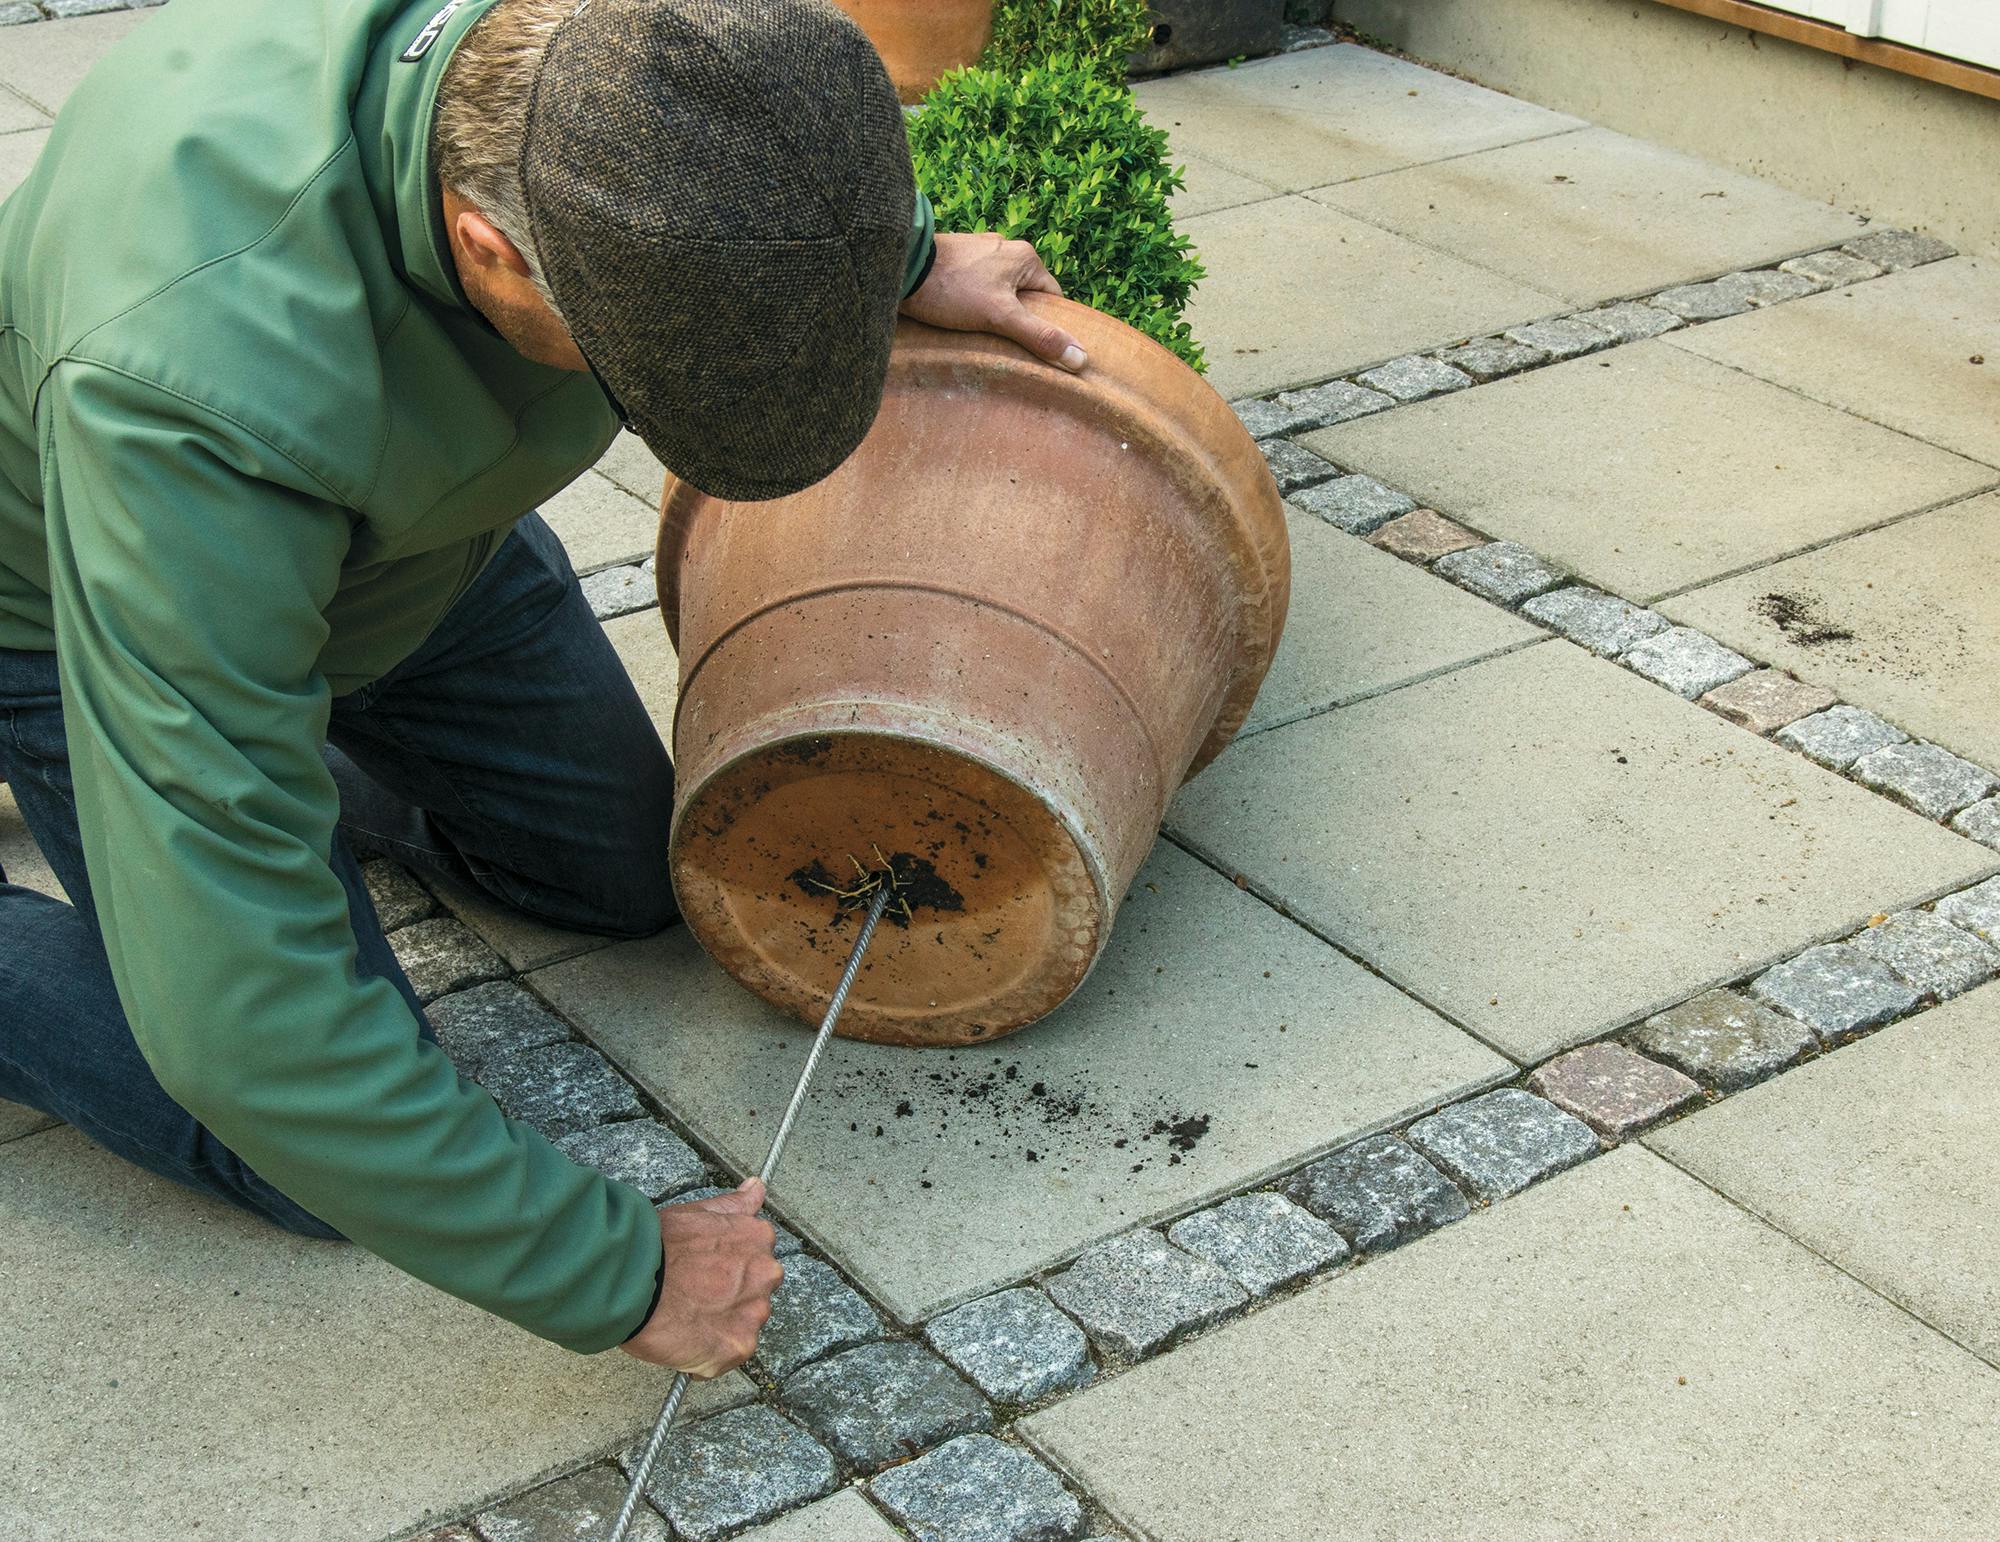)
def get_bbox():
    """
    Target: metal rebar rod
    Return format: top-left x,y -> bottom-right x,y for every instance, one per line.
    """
607,880 -> 893,1542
